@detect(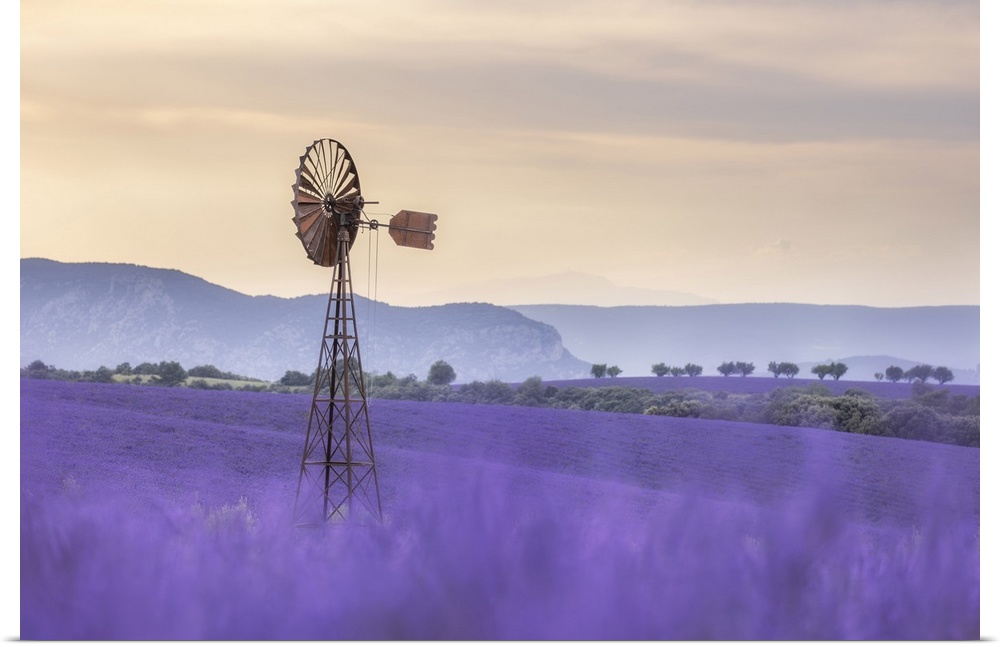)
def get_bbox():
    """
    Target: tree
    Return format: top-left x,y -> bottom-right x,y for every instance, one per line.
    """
829,362 -> 848,381
92,366 -> 115,383
735,361 -> 755,377
932,366 -> 954,385
683,363 -> 703,377
154,361 -> 187,387
134,362 -> 159,375
368,371 -> 397,388
885,365 -> 904,383
607,365 -> 622,378
279,370 -> 313,387
427,360 -> 457,385
24,360 -> 52,379
771,361 -> 799,378
591,364 -> 608,379
717,361 -> 736,377
669,366 -> 685,377
115,362 -> 132,376
456,379 -> 514,405
904,364 -> 933,383
874,372 -> 884,382
514,376 -> 547,406
811,364 -> 831,380
651,362 -> 669,377
188,364 -> 224,379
